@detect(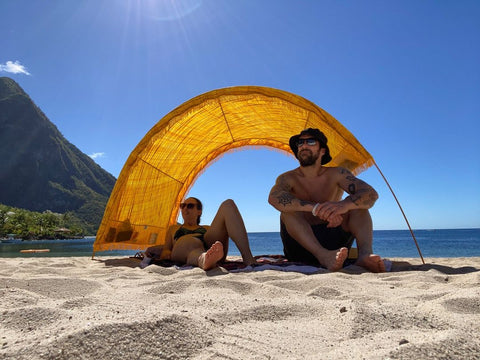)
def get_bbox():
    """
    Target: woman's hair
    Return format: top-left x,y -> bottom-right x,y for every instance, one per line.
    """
188,197 -> 203,225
